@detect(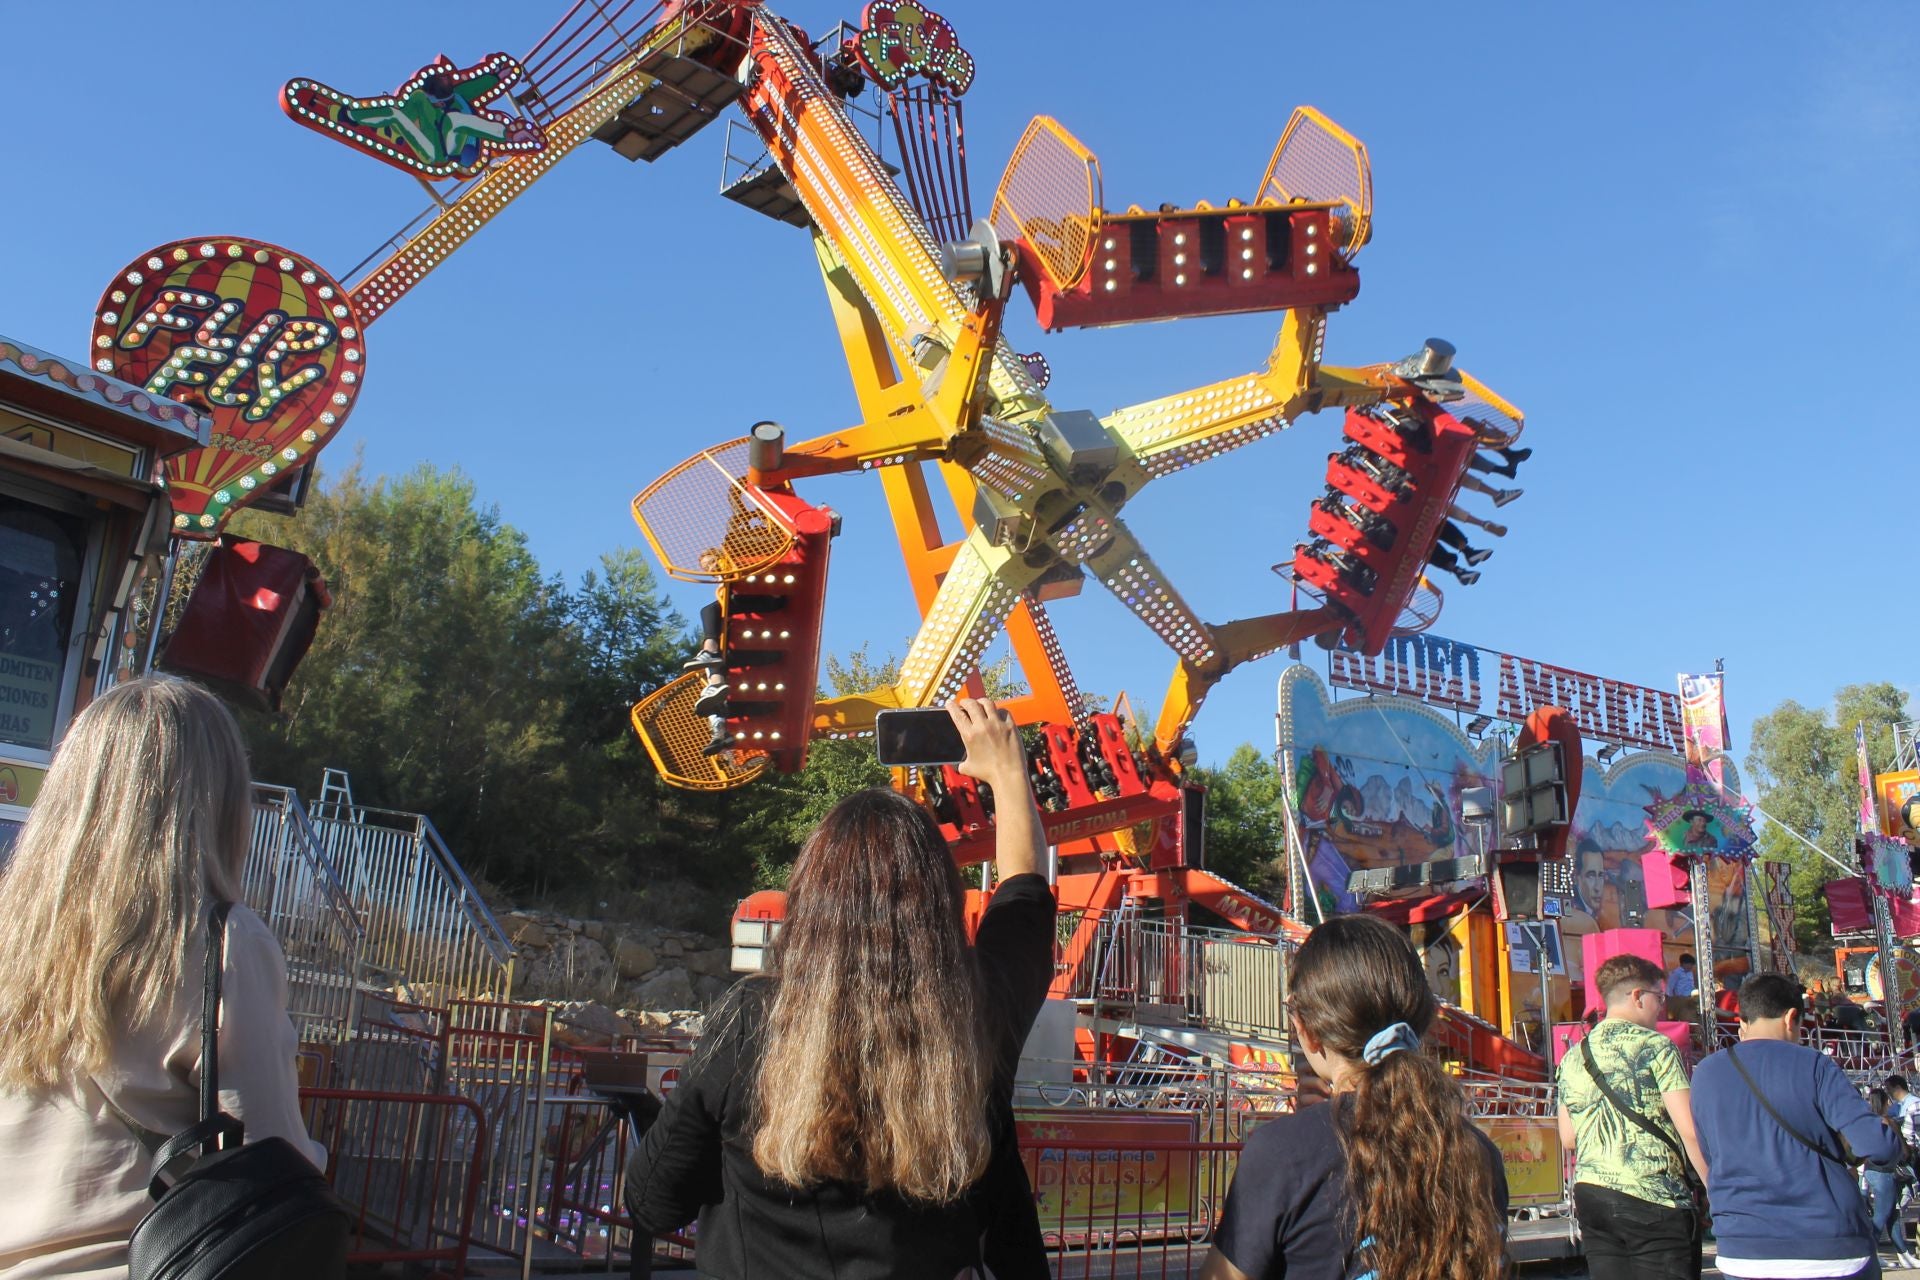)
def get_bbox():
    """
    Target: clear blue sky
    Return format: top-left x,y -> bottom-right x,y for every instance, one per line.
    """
3,3 -> 1915,769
